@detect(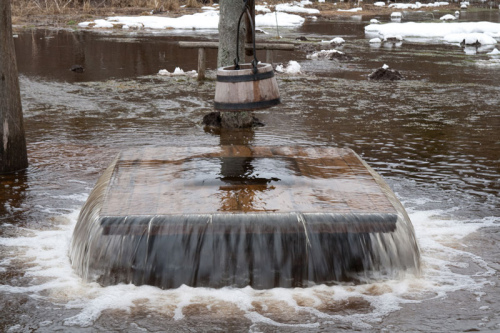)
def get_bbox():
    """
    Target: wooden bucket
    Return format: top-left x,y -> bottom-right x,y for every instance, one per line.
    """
214,63 -> 281,111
